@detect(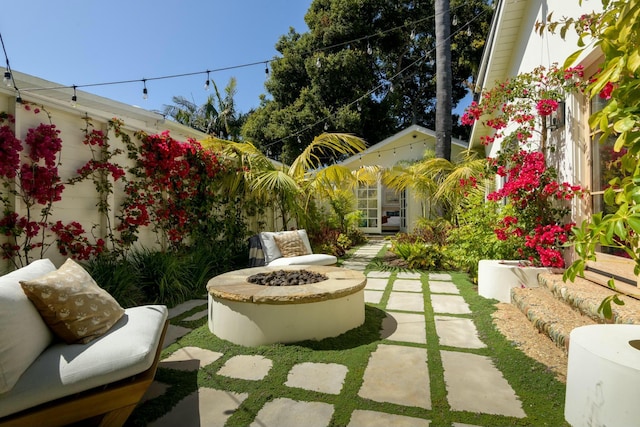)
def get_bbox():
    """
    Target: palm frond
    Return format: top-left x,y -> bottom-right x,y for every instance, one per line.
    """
289,133 -> 366,178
